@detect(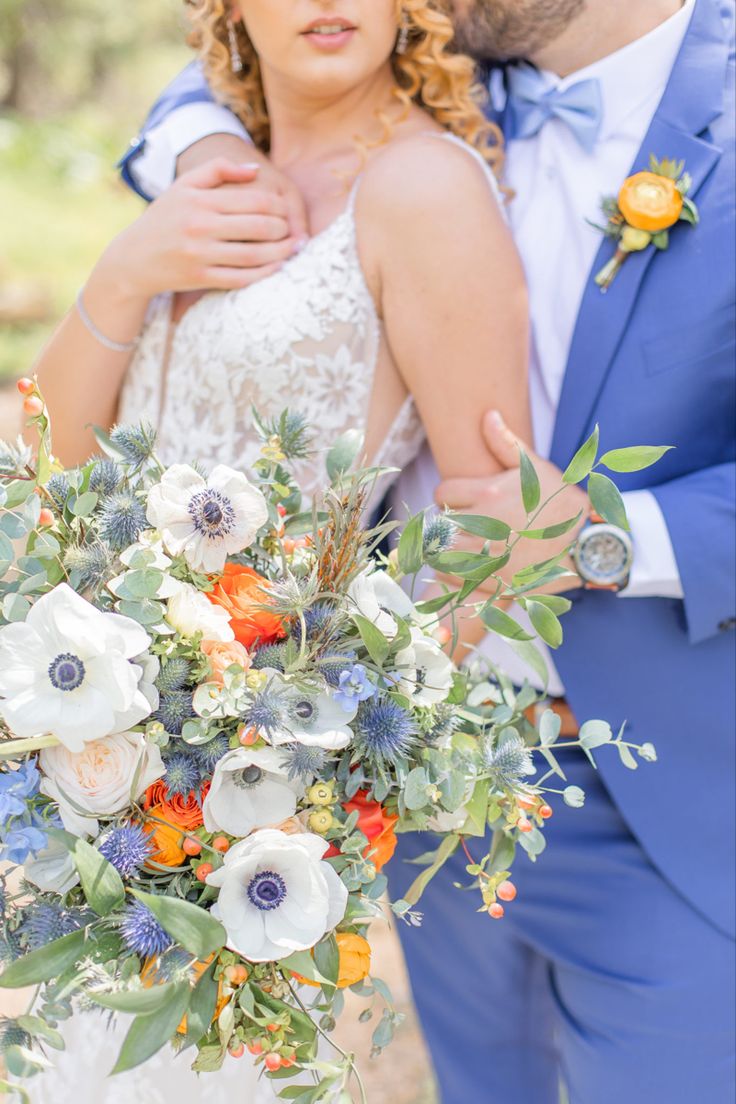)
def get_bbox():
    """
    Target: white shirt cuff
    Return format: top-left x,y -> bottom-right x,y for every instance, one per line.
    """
131,103 -> 251,199
619,489 -> 684,599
